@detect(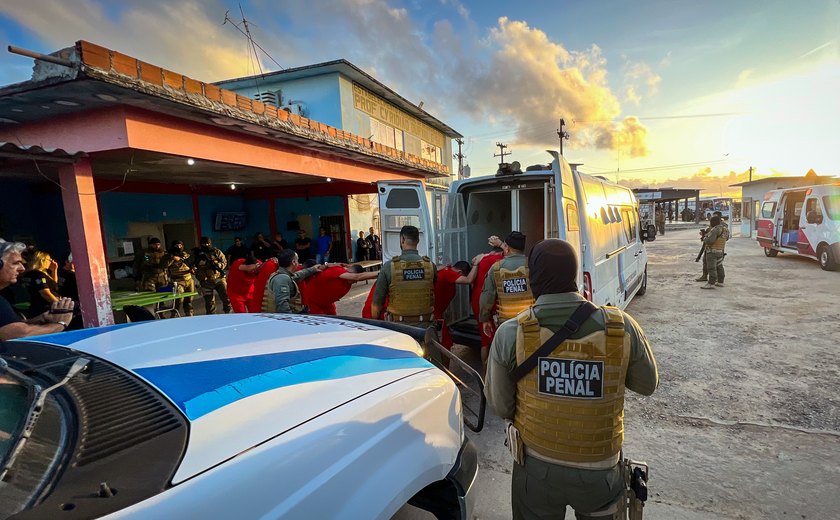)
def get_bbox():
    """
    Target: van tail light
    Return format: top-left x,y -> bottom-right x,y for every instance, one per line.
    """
582,272 -> 593,301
